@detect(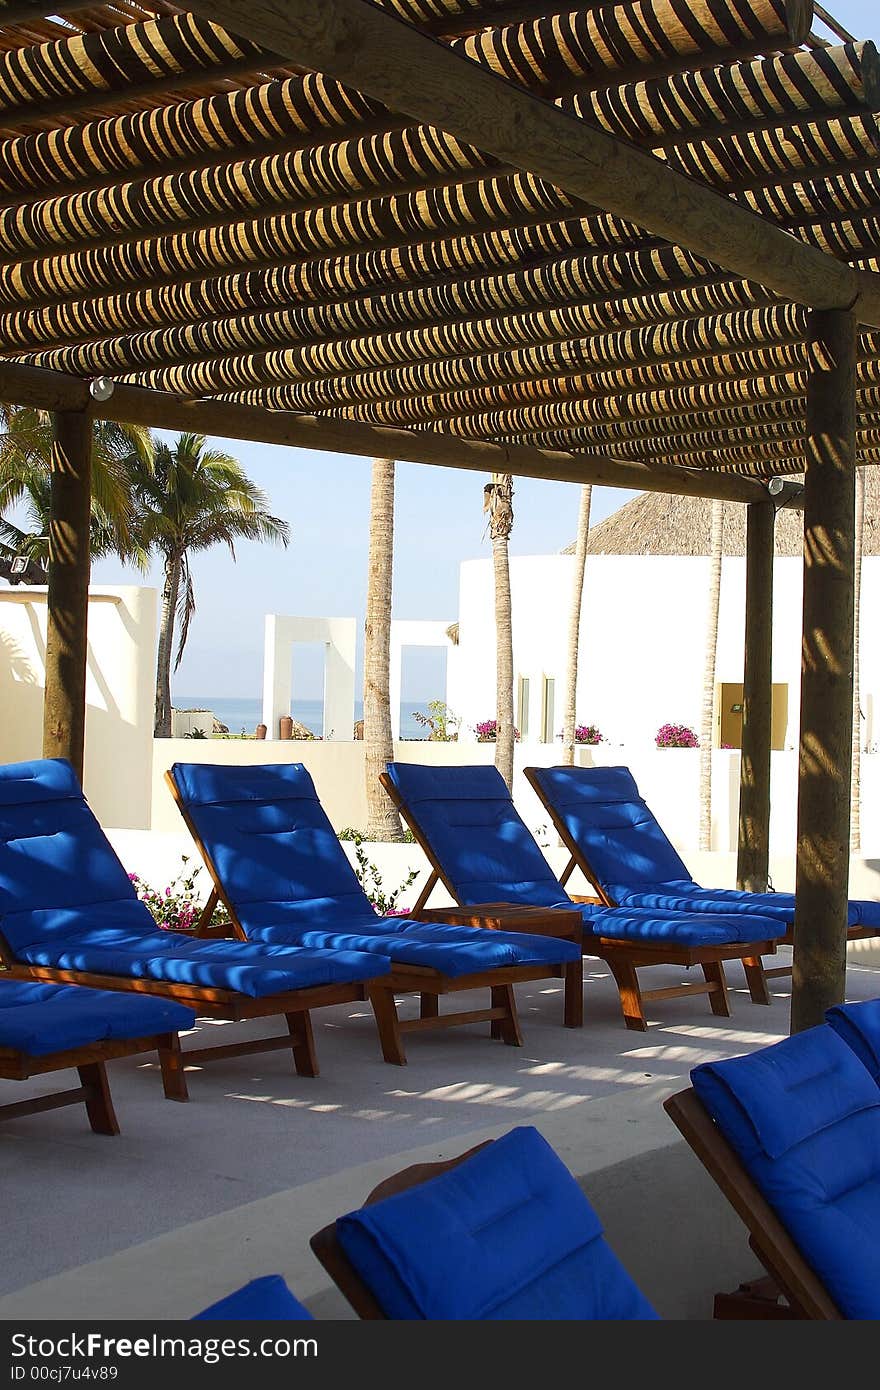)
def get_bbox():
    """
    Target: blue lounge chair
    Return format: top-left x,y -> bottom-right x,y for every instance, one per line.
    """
826,998 -> 880,1084
193,1275 -> 312,1320
381,762 -> 781,1031
310,1124 -> 657,1319
0,759 -> 393,1097
525,763 -> 880,999
165,761 -> 583,1064
0,978 -> 194,1132
664,1024 -> 880,1319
